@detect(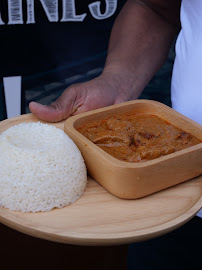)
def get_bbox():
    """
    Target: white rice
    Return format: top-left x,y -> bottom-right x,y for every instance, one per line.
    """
0,122 -> 87,212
